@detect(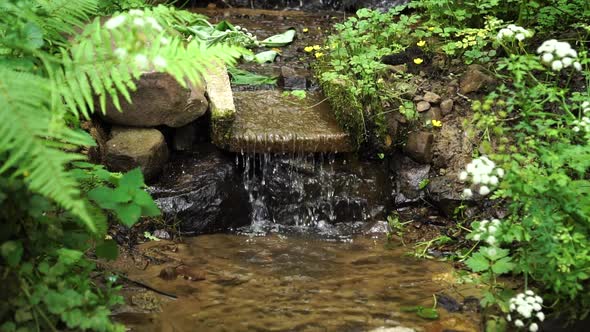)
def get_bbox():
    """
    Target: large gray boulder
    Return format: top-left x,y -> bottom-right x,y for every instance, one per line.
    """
101,72 -> 208,128
105,127 -> 169,180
